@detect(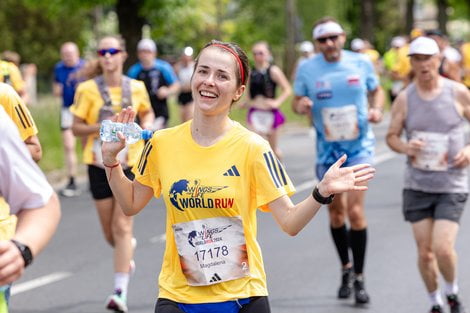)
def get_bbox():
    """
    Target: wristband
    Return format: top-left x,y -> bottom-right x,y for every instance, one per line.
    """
312,185 -> 334,204
103,161 -> 120,168
11,239 -> 33,268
